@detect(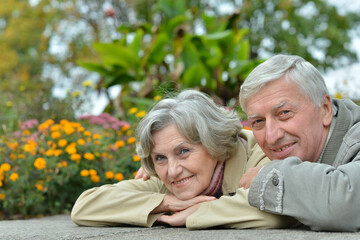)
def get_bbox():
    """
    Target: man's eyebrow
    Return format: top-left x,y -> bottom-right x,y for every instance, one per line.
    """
248,114 -> 259,119
272,101 -> 287,111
